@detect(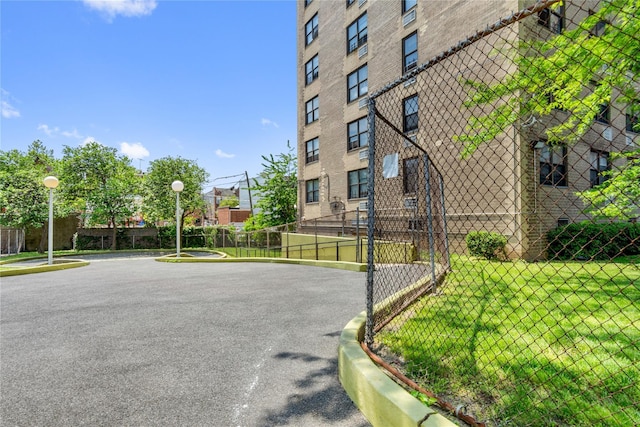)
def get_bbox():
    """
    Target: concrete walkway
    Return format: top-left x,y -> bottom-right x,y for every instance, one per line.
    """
0,256 -> 371,426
